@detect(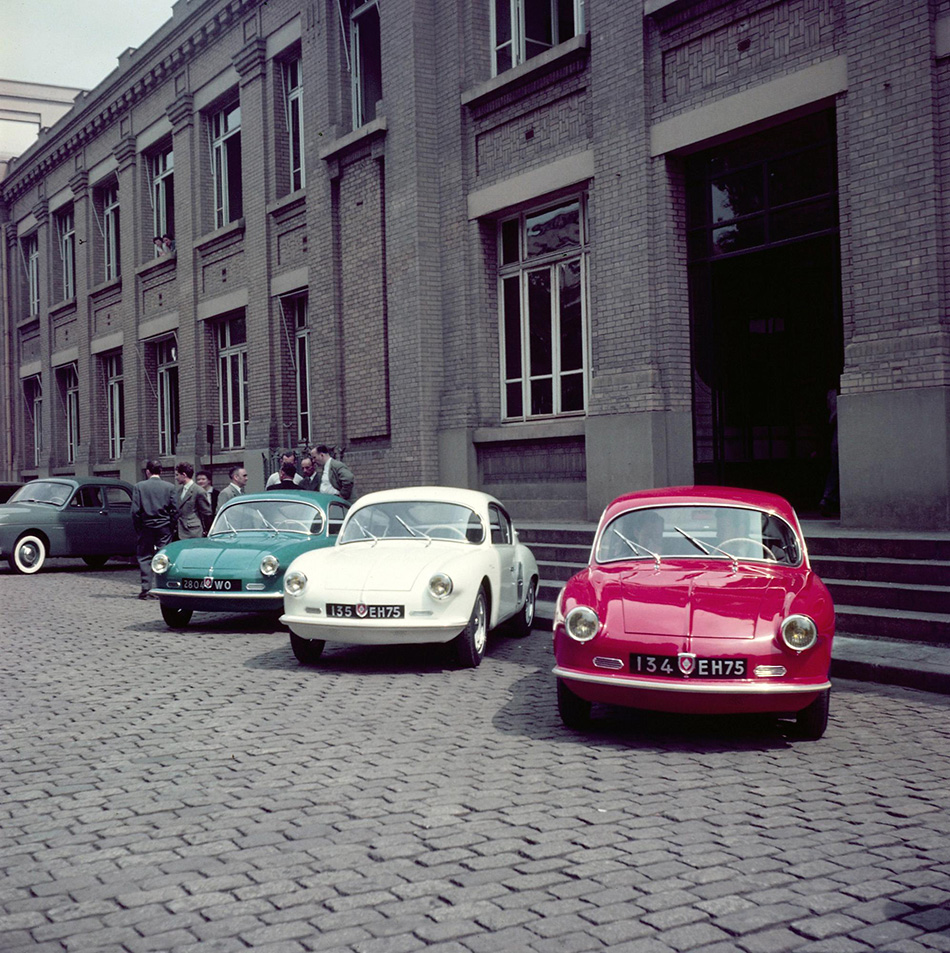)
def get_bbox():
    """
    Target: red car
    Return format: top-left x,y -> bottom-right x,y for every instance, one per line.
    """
553,486 -> 834,738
